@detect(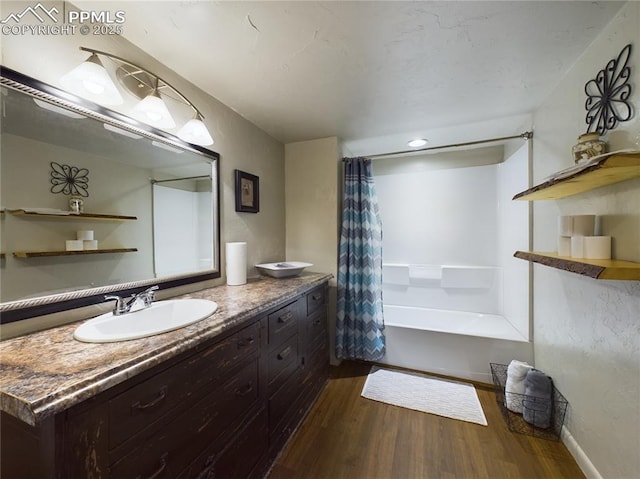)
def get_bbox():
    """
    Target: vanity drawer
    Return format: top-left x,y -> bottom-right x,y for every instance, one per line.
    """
109,359 -> 260,478
307,311 -> 328,351
267,333 -> 299,395
267,301 -> 298,346
108,321 -> 260,449
306,286 -> 326,316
